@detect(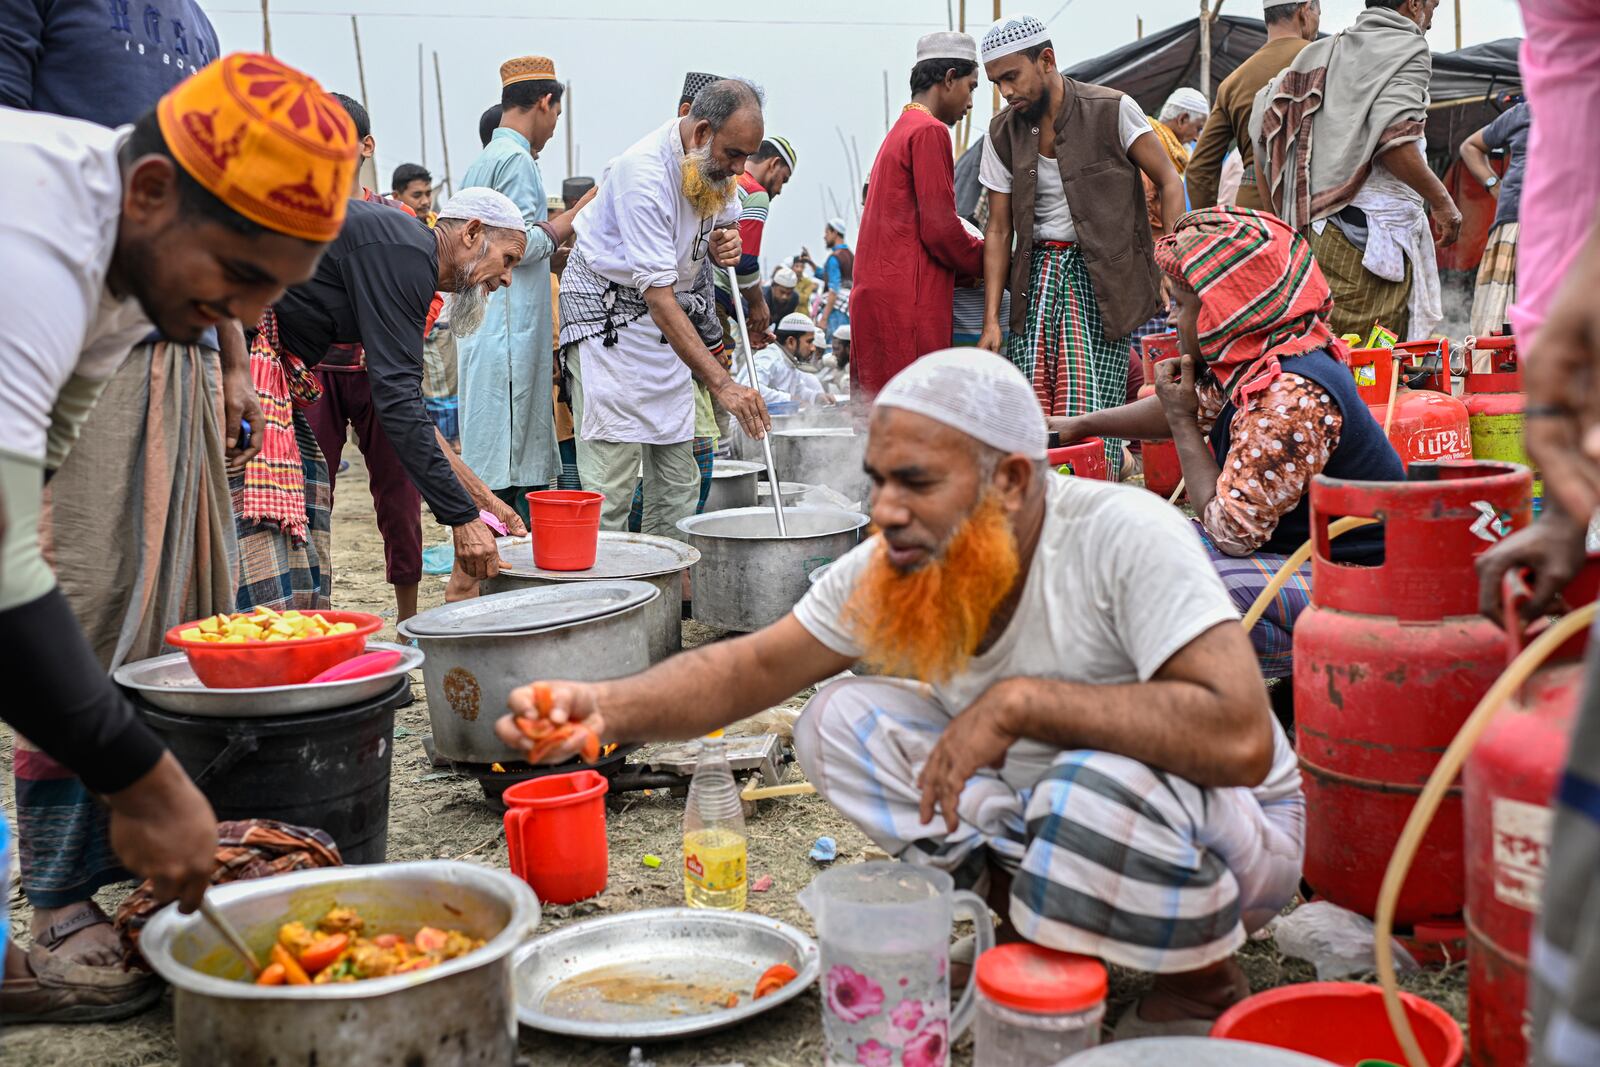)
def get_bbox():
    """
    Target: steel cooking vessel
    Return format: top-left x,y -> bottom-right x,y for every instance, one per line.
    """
139,861 -> 539,1067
